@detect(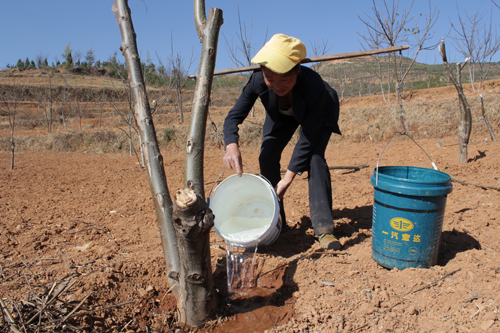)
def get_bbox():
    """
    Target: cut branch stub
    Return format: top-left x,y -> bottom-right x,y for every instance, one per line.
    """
172,187 -> 216,327
173,188 -> 214,237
